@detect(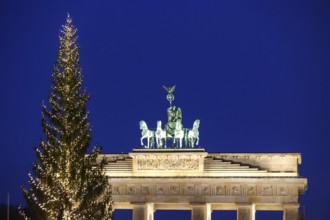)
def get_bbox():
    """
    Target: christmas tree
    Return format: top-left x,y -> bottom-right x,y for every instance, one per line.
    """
20,15 -> 112,220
